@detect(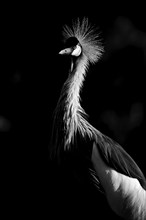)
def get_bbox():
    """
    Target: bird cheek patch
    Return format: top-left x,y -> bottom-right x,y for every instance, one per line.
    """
71,45 -> 82,56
